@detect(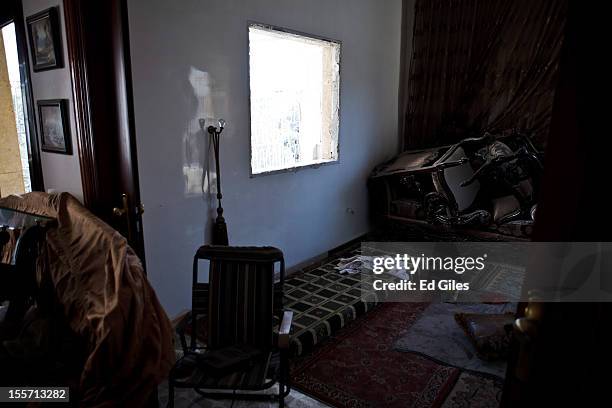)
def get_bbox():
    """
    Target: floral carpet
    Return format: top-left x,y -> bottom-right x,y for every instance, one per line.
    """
441,372 -> 503,408
290,302 -> 461,408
